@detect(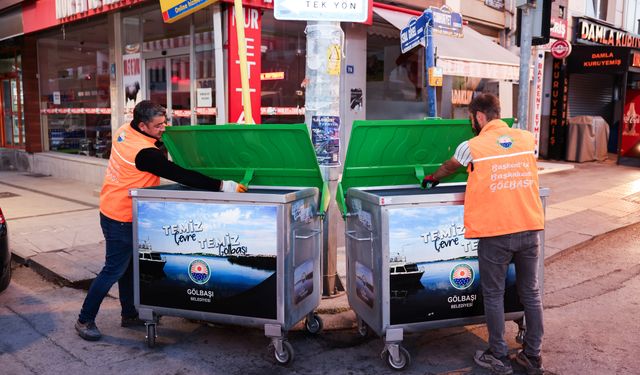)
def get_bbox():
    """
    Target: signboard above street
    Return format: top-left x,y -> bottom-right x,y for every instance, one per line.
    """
160,0 -> 219,23
274,0 -> 369,22
400,14 -> 427,54
430,6 -> 463,37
